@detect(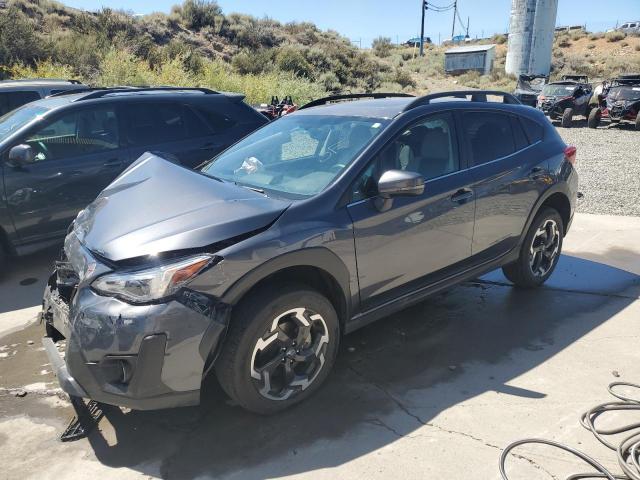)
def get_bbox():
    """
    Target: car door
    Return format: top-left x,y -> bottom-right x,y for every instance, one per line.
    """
124,101 -> 228,169
3,104 -> 129,244
463,110 -> 548,260
347,112 -> 475,311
